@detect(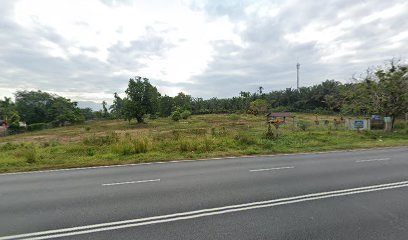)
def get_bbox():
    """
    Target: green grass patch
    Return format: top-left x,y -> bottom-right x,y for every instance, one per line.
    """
0,114 -> 407,173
